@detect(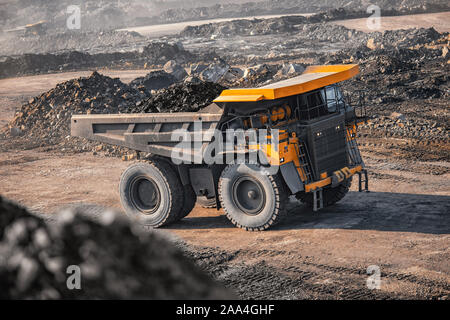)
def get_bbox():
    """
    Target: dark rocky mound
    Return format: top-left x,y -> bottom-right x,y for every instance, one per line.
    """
322,38 -> 449,103
131,81 -> 226,113
1,72 -> 225,153
0,29 -> 144,58
319,41 -> 449,146
0,195 -> 234,299
178,8 -> 366,38
5,71 -> 147,146
377,27 -> 443,48
0,51 -> 140,79
0,42 -> 200,79
142,42 -> 195,65
130,70 -> 178,92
